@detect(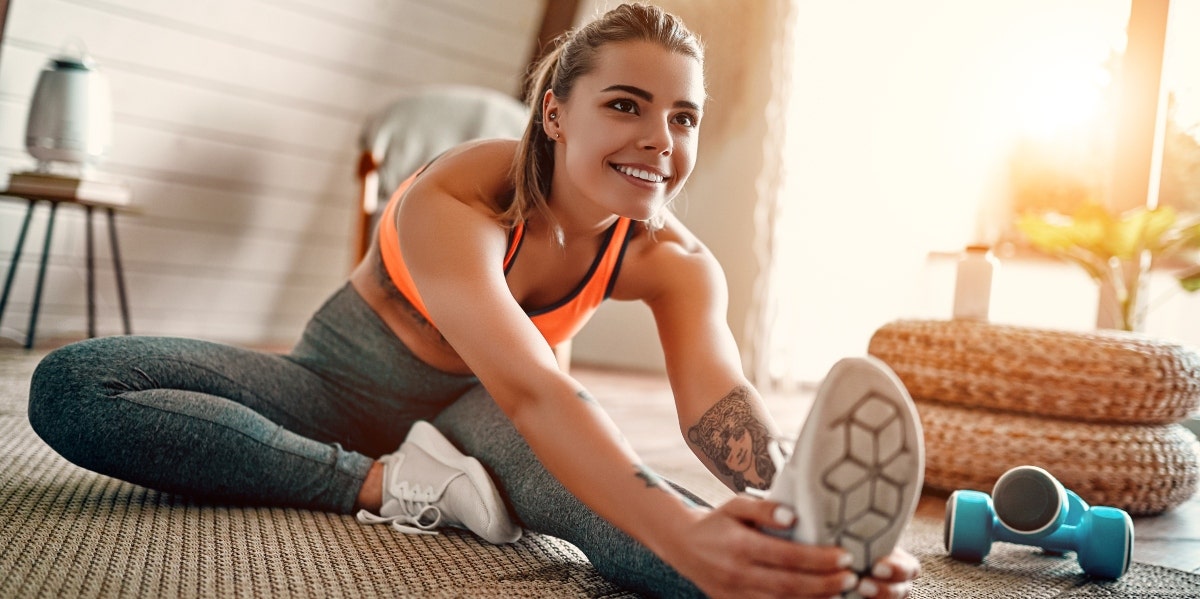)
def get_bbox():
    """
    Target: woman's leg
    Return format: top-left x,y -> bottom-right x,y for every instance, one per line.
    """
28,334 -> 374,512
433,385 -> 706,598
27,283 -> 480,513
